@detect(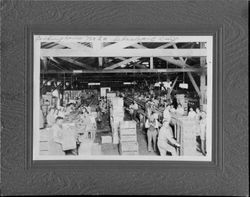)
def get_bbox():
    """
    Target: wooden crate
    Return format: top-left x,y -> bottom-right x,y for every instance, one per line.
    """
120,121 -> 137,129
119,128 -> 137,135
119,135 -> 137,142
173,117 -> 197,156
110,97 -> 124,107
119,141 -> 139,155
